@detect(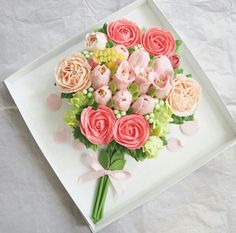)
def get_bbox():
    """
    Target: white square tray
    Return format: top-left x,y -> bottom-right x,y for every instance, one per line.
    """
4,0 -> 236,232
